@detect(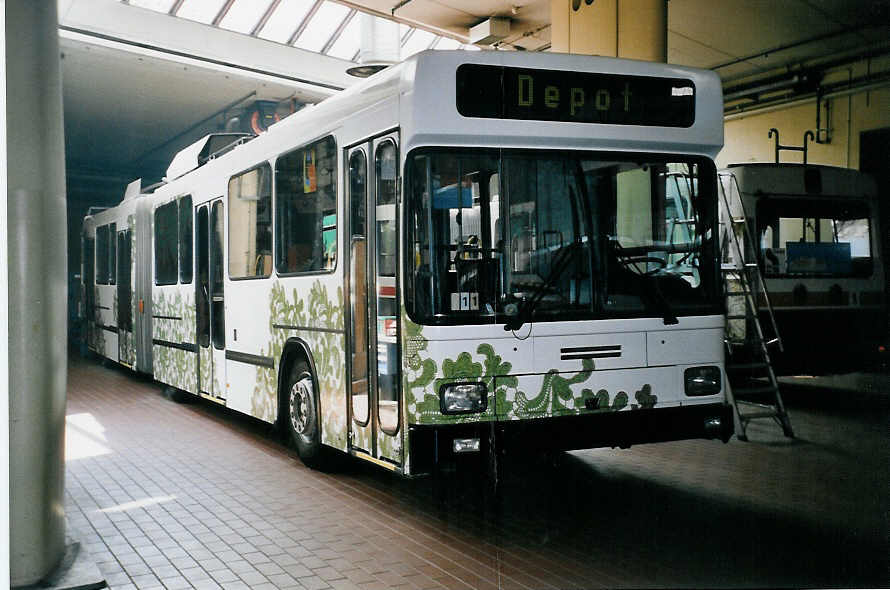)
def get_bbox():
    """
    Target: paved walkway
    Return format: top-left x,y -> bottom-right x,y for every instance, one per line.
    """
65,357 -> 889,589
